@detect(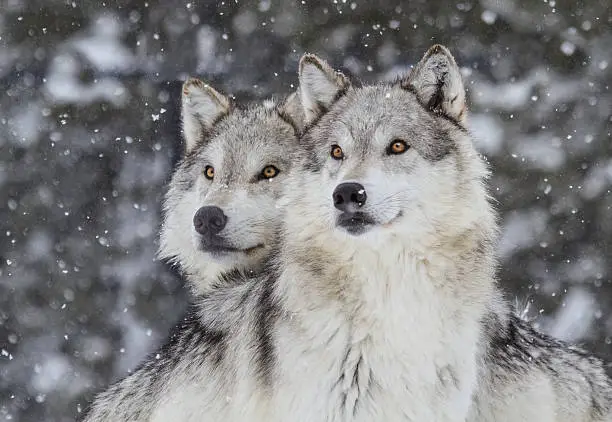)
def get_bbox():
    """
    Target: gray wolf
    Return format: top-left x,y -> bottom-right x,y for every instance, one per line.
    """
158,77 -> 302,296
81,78 -> 303,420
82,45 -> 611,422
270,44 -> 497,421
298,46 -> 612,422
